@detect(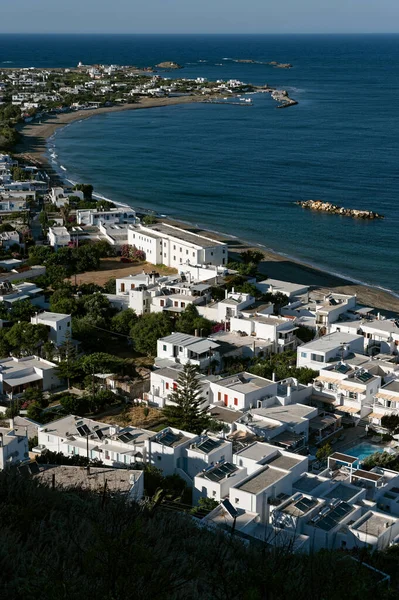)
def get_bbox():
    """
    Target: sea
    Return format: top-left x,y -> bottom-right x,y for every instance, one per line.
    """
1,34 -> 399,294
